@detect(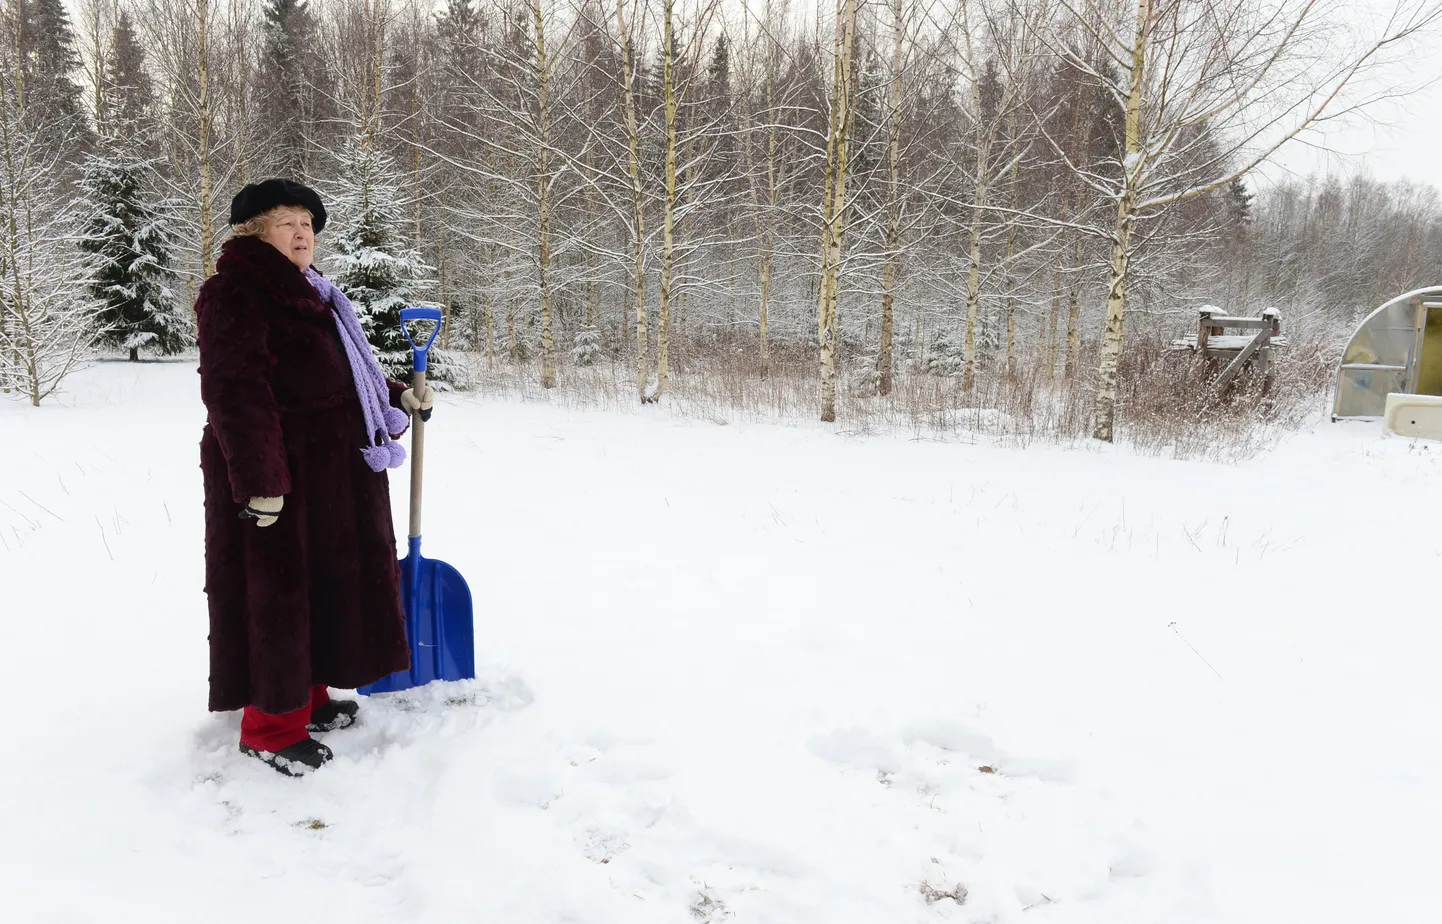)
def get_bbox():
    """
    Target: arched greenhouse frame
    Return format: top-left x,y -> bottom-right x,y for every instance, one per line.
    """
1333,287 -> 1442,420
